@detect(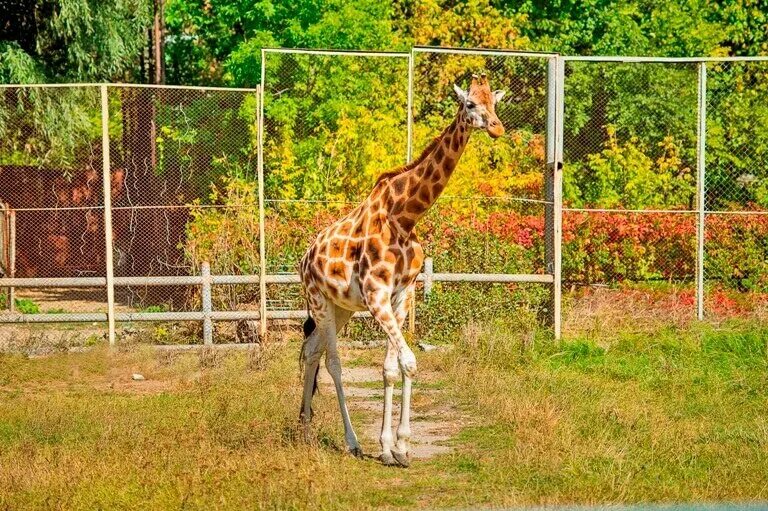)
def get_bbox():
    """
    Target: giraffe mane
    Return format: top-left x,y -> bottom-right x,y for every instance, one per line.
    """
374,119 -> 457,184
